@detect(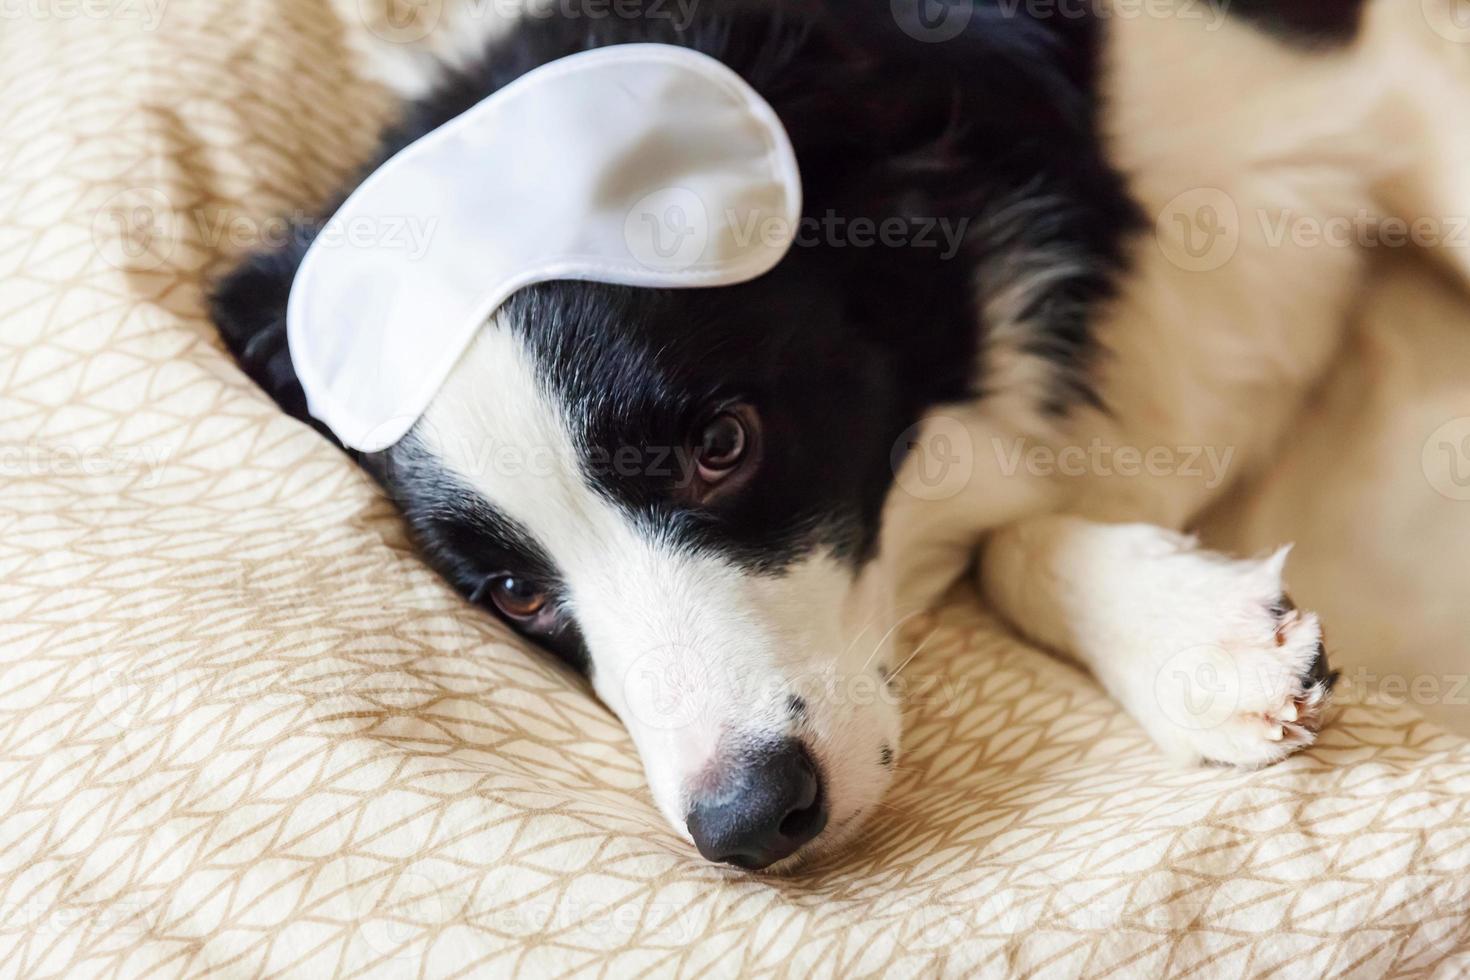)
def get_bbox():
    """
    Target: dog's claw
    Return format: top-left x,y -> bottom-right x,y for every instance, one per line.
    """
1305,642 -> 1339,691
